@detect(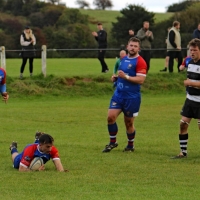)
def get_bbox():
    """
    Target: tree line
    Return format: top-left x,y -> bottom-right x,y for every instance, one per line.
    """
0,0 -> 200,58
